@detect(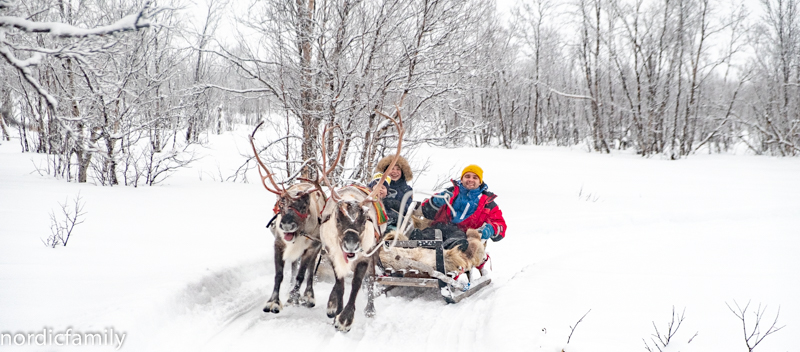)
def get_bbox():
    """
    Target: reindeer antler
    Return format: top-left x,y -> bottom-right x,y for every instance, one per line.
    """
363,105 -> 405,205
249,122 -> 285,195
318,166 -> 342,203
311,124 -> 343,205
321,124 -> 345,176
297,177 -> 328,203
317,124 -> 344,203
